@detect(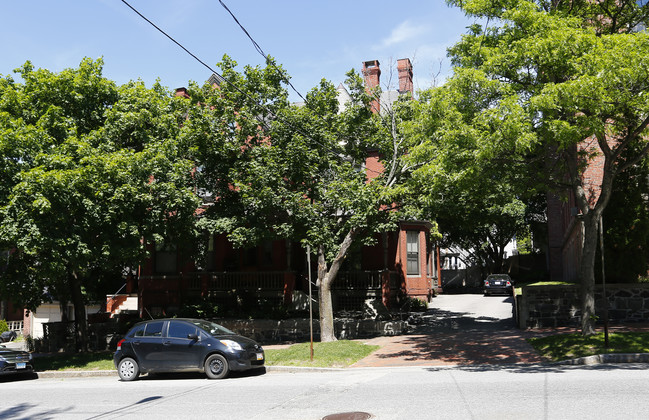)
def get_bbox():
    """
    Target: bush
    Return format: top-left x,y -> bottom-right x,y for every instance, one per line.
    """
402,297 -> 428,312
177,299 -> 219,319
0,319 -> 8,334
